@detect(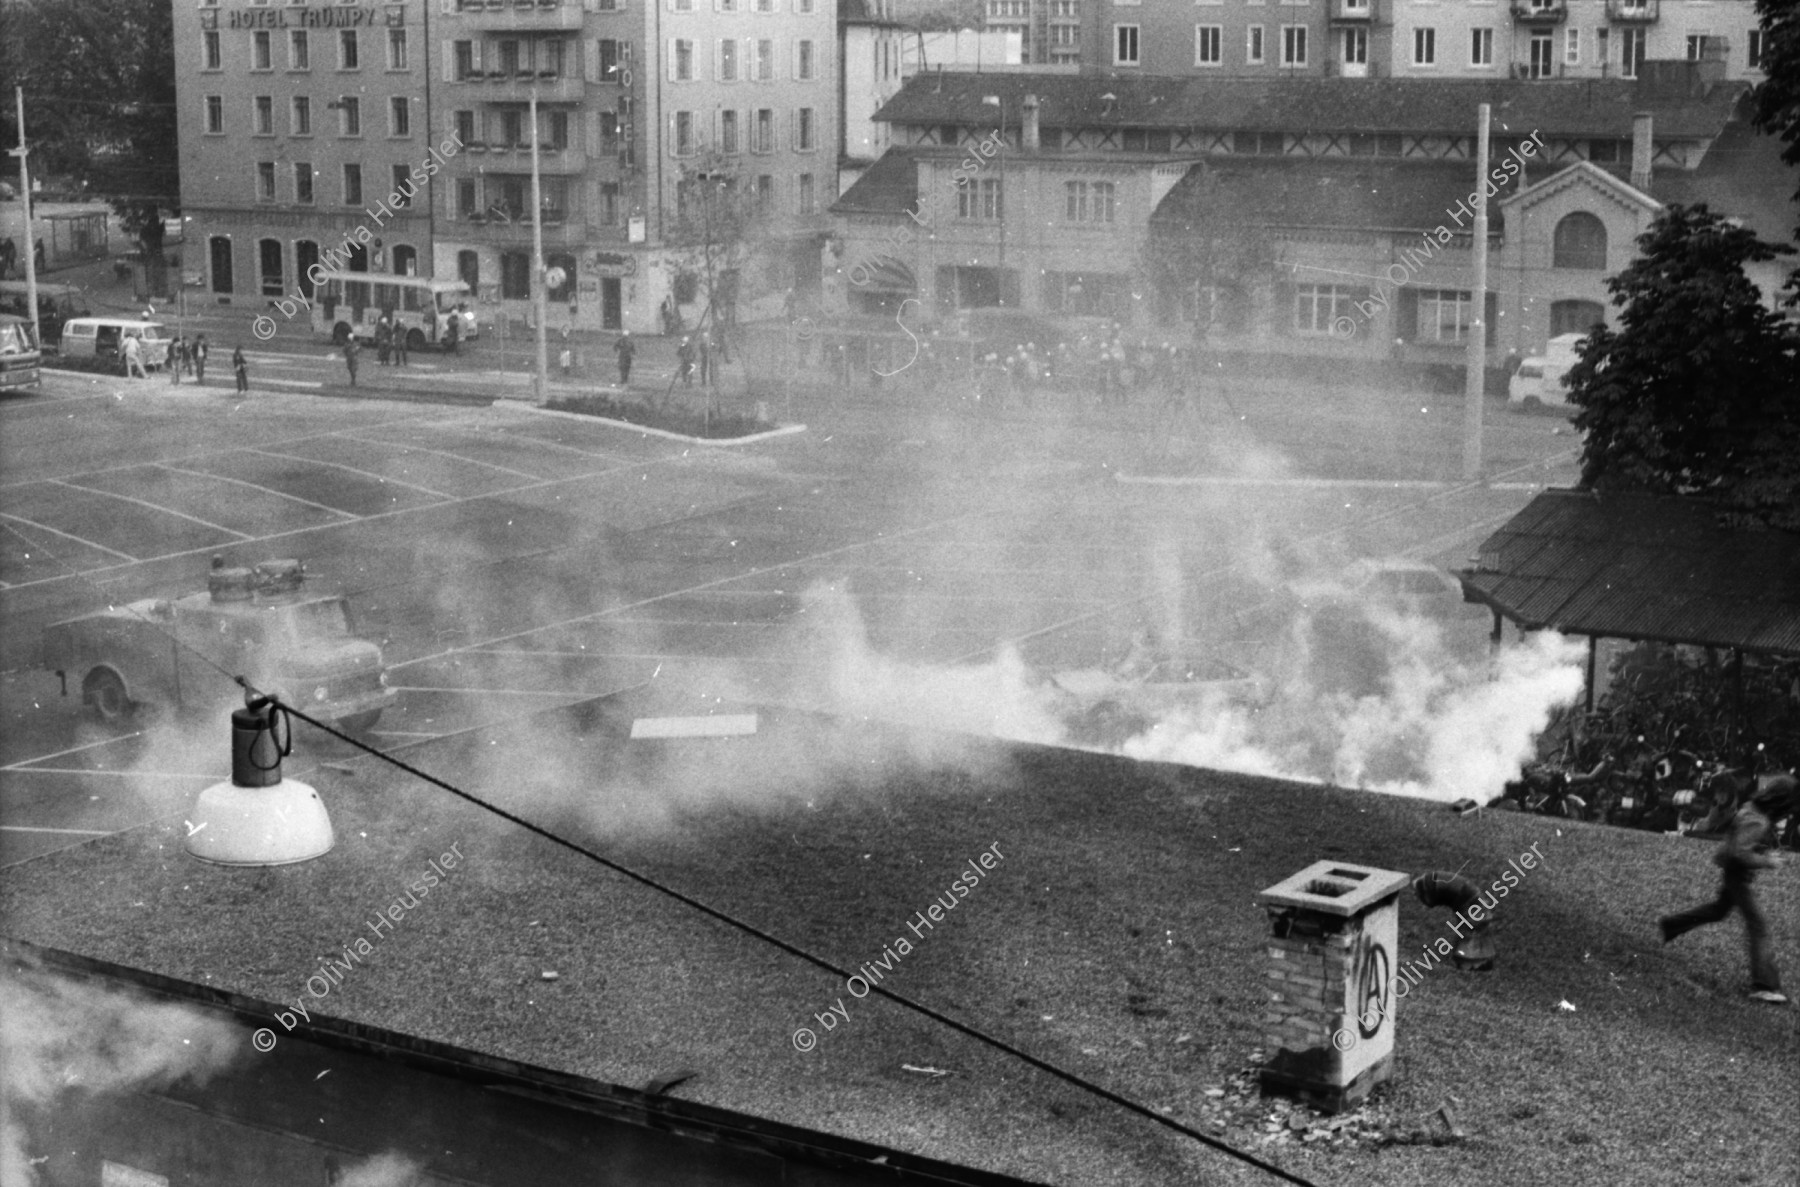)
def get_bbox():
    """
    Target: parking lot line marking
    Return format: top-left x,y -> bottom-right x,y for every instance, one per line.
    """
337,436 -> 546,482
0,449 -> 684,595
243,448 -> 455,499
0,412 -> 438,494
0,512 -> 139,562
50,478 -> 251,540
396,504 -> 996,673
1,769 -> 214,778
154,464 -> 360,520
2,732 -> 144,771
385,686 -> 587,696
0,826 -> 111,836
